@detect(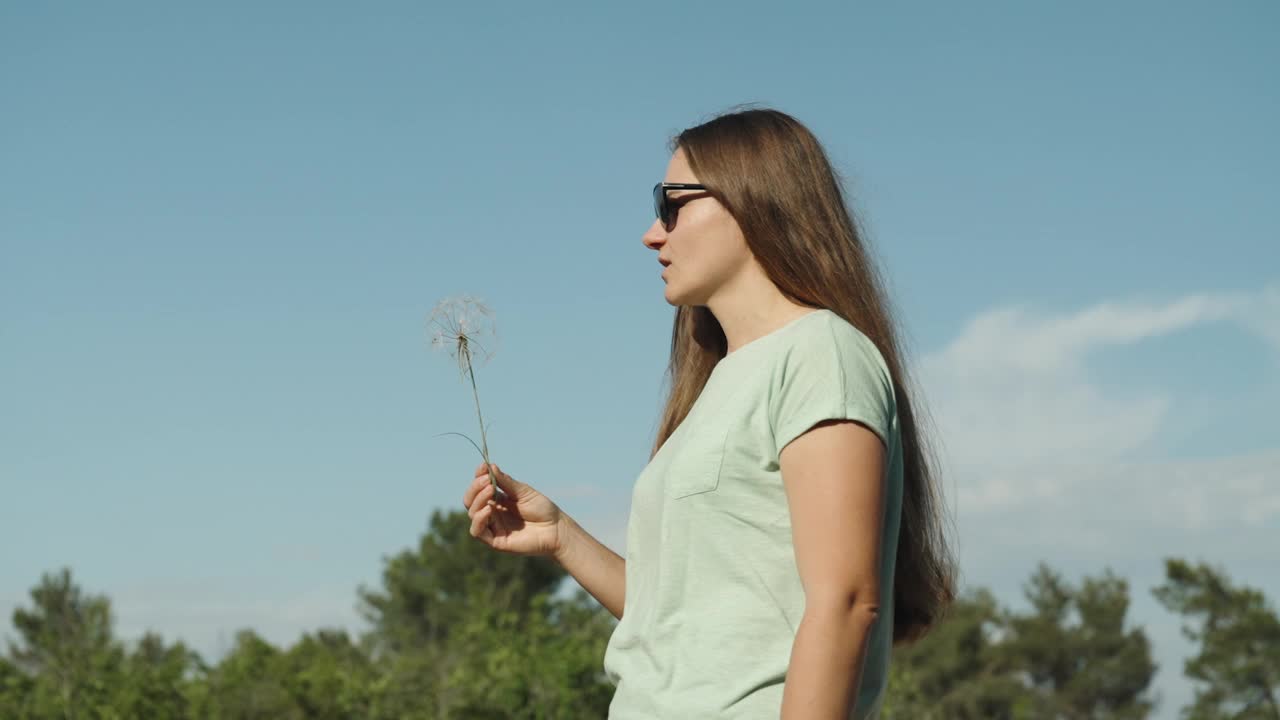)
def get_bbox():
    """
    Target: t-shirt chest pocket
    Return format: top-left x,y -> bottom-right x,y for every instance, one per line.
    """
663,424 -> 730,500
